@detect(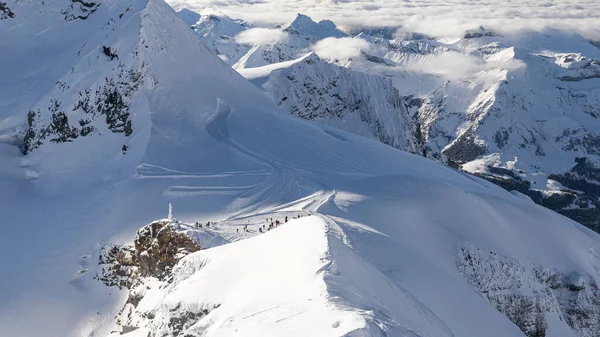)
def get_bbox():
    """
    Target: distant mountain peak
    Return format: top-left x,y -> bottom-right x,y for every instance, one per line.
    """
283,13 -> 347,39
464,25 -> 498,39
176,7 -> 200,26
